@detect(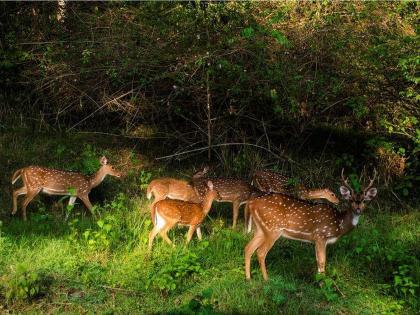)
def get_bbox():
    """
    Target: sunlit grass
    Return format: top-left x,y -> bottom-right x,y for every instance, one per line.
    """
0,132 -> 418,314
